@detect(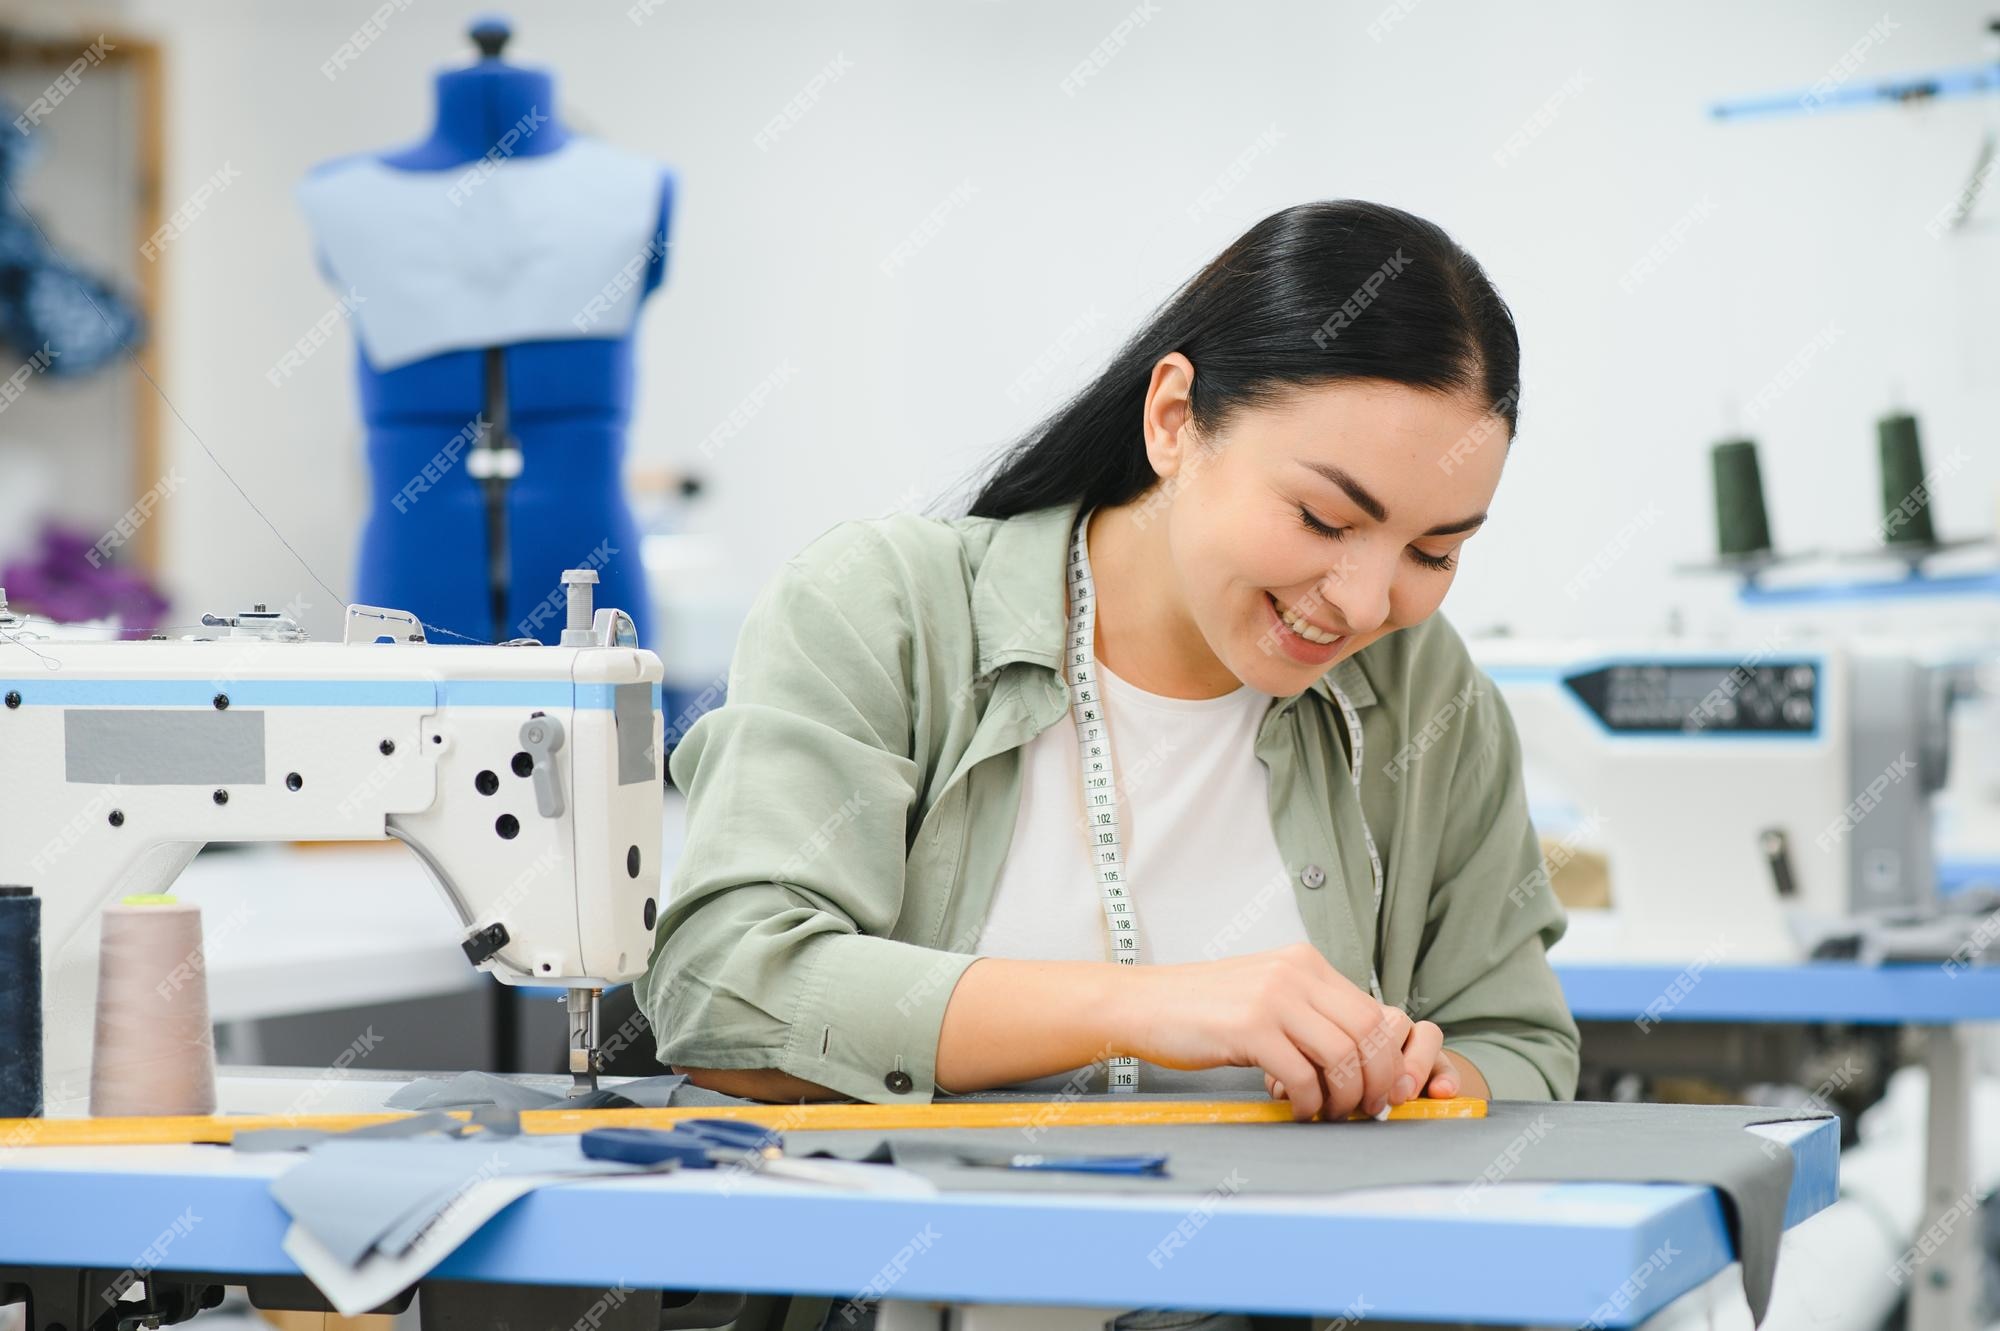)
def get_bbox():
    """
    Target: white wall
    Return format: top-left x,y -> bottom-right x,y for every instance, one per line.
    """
42,0 -> 2000,640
